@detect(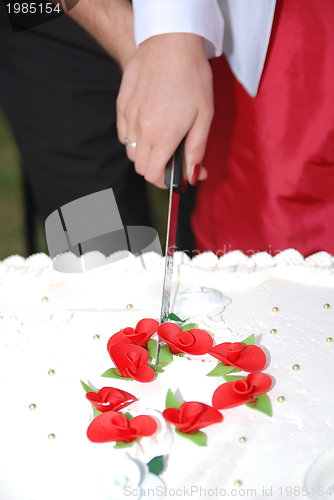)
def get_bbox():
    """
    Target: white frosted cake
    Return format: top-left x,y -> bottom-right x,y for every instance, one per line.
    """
0,249 -> 334,500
